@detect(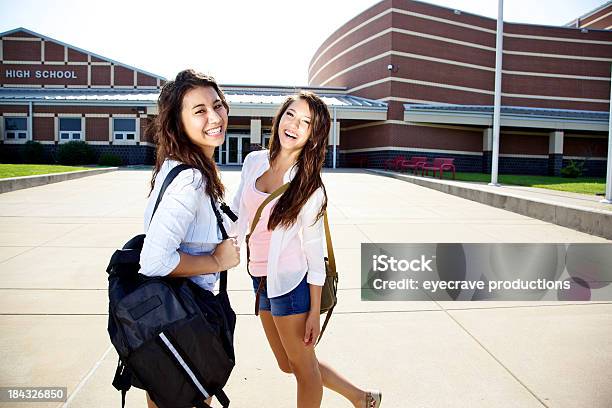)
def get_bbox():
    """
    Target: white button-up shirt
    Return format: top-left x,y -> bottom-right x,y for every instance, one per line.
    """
140,159 -> 229,292
230,150 -> 326,298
